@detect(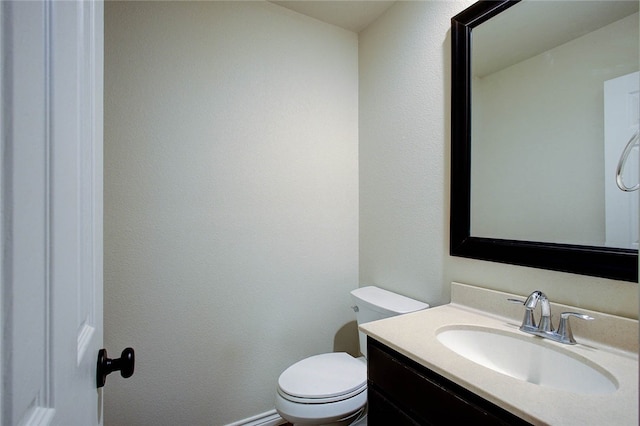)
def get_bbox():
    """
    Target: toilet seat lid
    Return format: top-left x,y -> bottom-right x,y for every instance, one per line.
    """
278,353 -> 366,399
